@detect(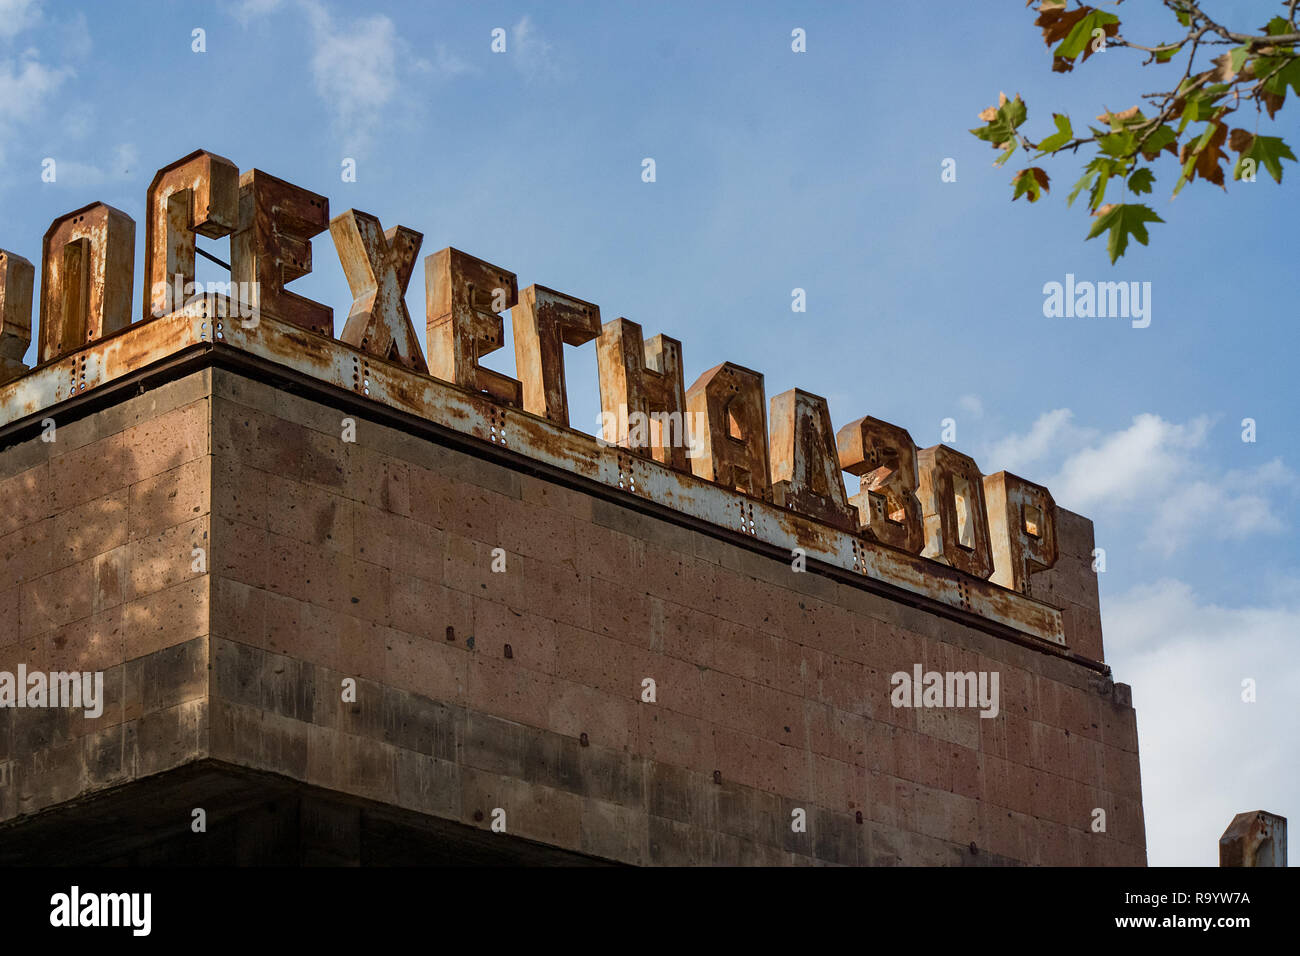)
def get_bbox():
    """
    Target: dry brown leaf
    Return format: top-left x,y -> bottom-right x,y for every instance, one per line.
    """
1228,128 -> 1254,153
1035,3 -> 1088,47
1178,121 -> 1229,188
1212,52 -> 1238,82
979,92 -> 1011,122
1079,18 -> 1120,65
1096,105 -> 1141,125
